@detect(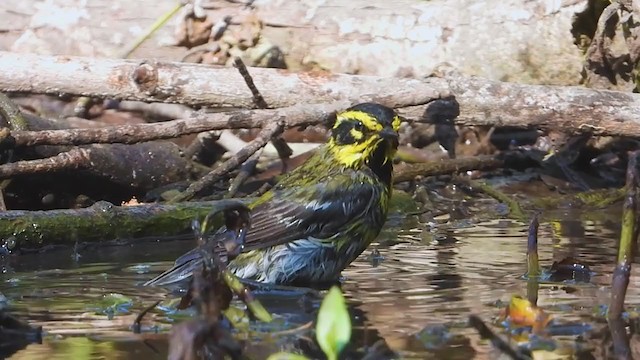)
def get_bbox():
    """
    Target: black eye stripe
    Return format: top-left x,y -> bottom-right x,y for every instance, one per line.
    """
332,120 -> 373,144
